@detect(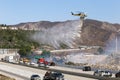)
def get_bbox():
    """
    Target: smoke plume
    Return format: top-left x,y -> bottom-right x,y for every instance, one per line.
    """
105,34 -> 120,54
31,20 -> 83,48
